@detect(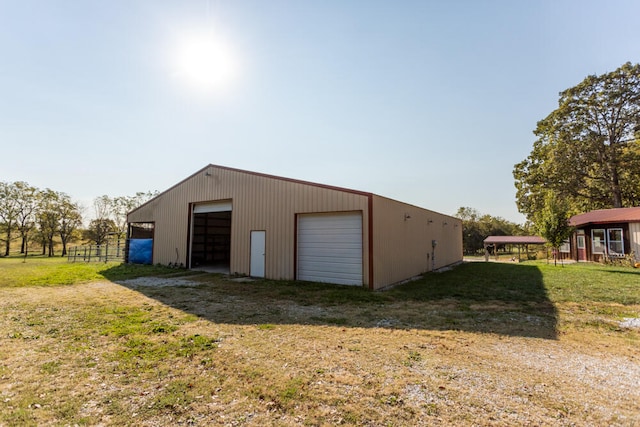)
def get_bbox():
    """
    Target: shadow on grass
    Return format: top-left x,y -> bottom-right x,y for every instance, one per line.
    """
104,262 -> 557,339
595,268 -> 640,276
